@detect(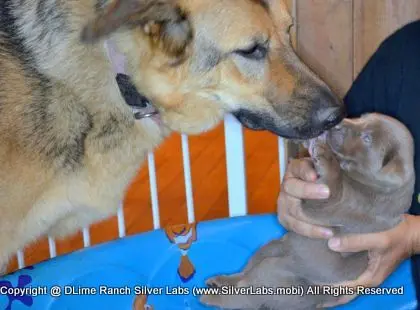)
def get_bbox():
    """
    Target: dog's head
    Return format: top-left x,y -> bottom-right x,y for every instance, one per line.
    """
81,0 -> 345,139
326,113 -> 414,191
